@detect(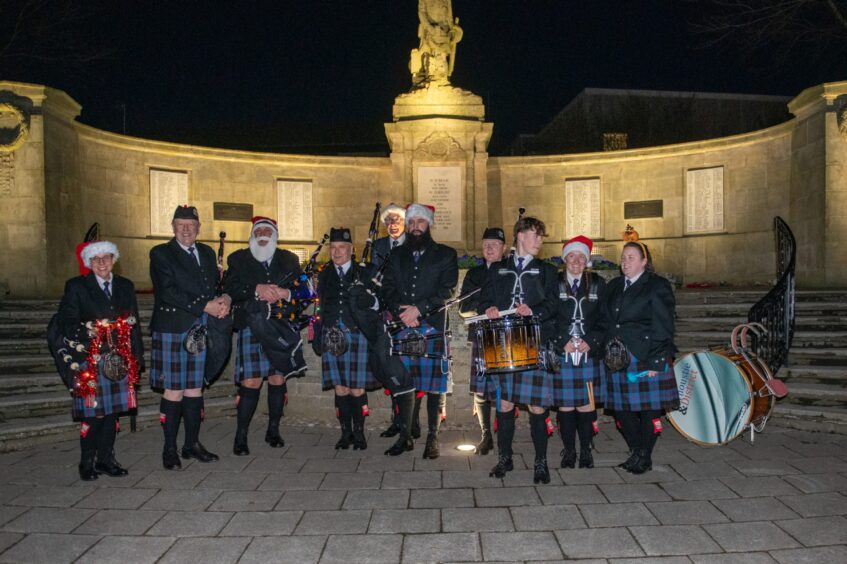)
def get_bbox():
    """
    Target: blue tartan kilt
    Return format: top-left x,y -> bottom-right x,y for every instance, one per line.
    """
321,323 -> 379,391
235,327 -> 278,383
396,321 -> 450,393
150,330 -> 206,391
497,368 -> 553,407
72,362 -> 132,420
552,355 -> 605,408
605,356 -> 680,412
469,340 -> 497,400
